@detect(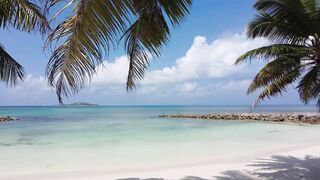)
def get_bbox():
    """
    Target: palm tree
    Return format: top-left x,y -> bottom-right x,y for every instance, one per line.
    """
236,0 -> 320,109
0,0 -> 49,86
45,0 -> 192,103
